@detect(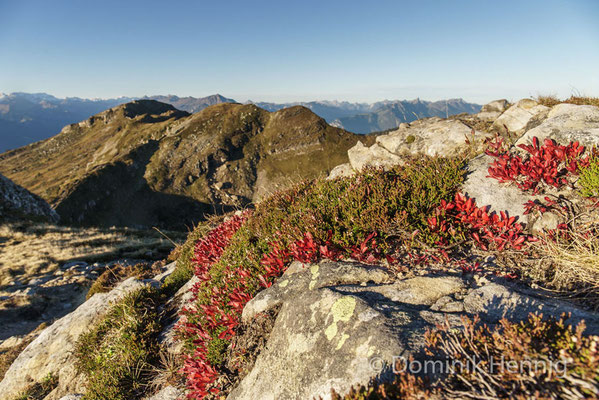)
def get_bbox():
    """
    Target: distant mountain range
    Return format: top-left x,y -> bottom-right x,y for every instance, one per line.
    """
251,98 -> 481,133
0,92 -> 480,152
0,100 -> 371,228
